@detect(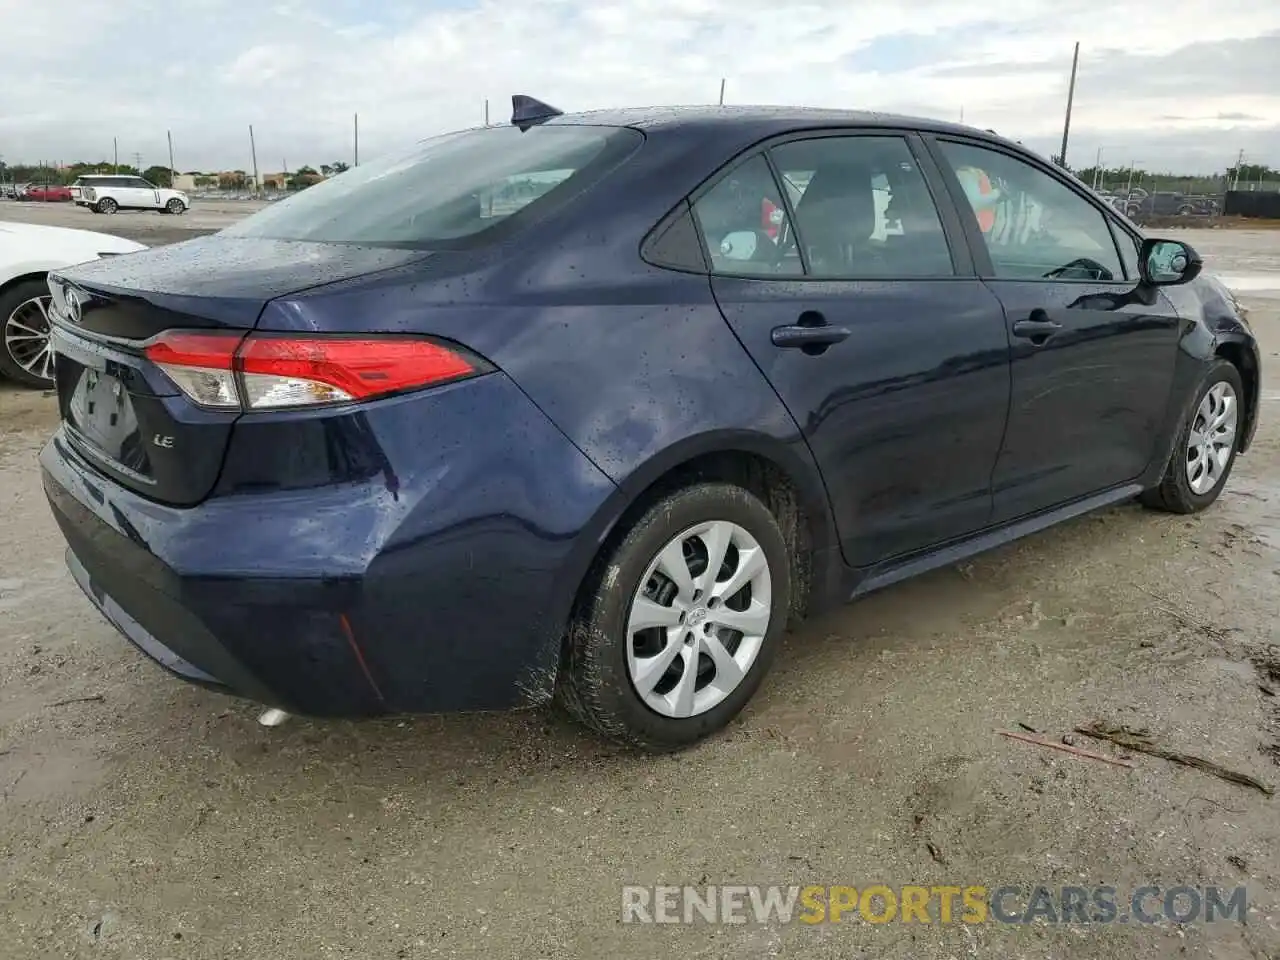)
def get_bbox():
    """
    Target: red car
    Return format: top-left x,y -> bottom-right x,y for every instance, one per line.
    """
22,185 -> 72,202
